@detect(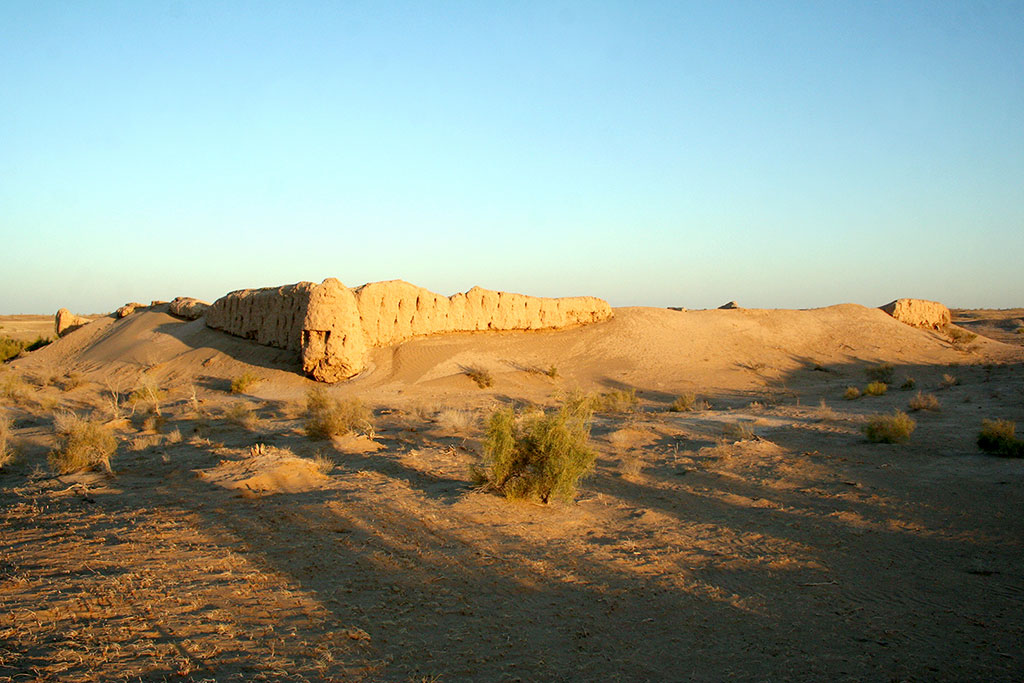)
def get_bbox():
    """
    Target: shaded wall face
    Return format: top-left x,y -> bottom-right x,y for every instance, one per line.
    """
208,279 -> 613,382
